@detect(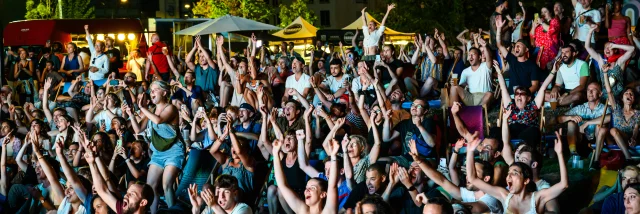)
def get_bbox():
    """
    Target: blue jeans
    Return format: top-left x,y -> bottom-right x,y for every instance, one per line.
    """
175,148 -> 216,199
